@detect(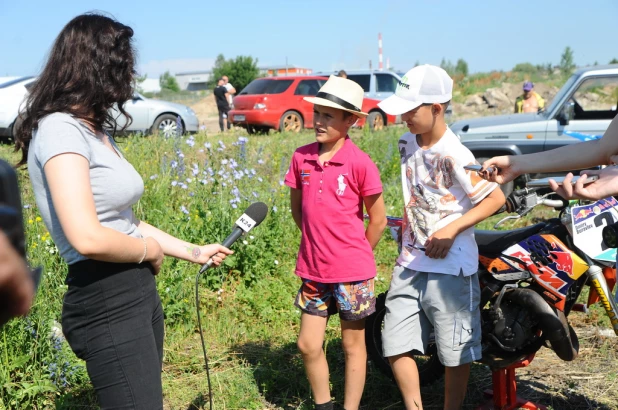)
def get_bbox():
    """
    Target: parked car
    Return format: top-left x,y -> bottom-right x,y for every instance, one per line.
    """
0,77 -> 199,140
450,64 -> 618,194
314,69 -> 453,123
229,75 -> 396,133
